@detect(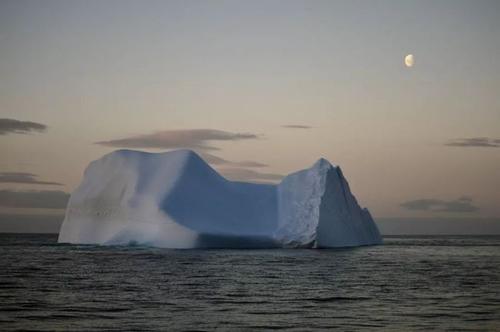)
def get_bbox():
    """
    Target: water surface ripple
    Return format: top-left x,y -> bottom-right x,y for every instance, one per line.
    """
1,234 -> 499,331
